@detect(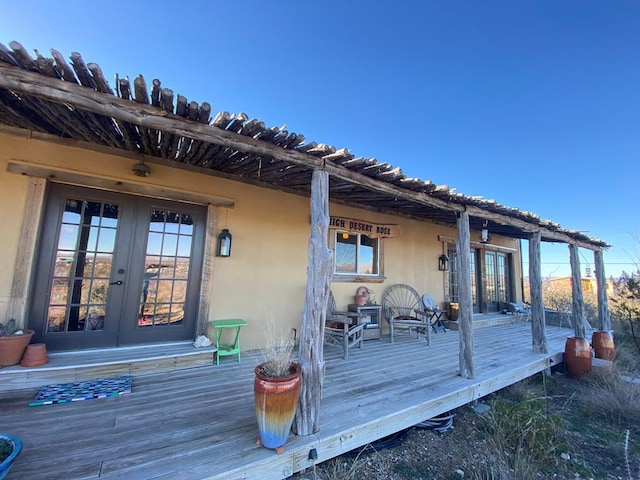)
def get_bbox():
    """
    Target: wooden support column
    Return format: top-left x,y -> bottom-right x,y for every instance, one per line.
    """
457,211 -> 475,379
569,244 -> 587,339
8,177 -> 46,329
594,250 -> 612,332
528,232 -> 547,353
294,169 -> 333,436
